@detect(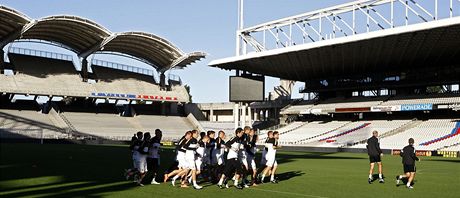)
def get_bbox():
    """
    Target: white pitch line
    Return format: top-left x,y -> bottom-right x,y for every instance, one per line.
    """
248,187 -> 329,198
